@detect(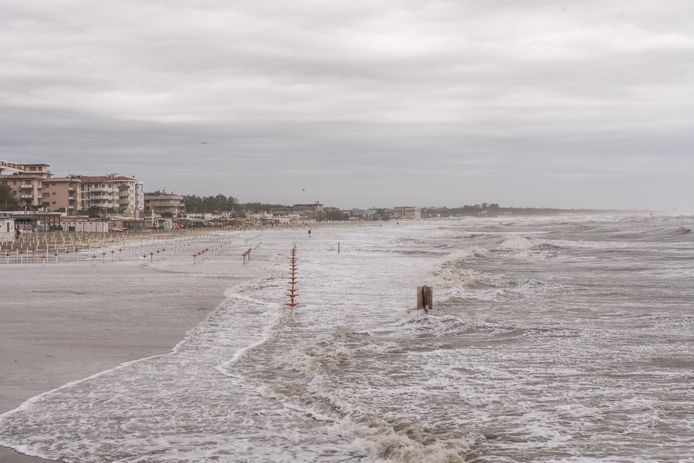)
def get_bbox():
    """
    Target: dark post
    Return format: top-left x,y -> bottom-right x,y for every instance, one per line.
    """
417,285 -> 433,313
